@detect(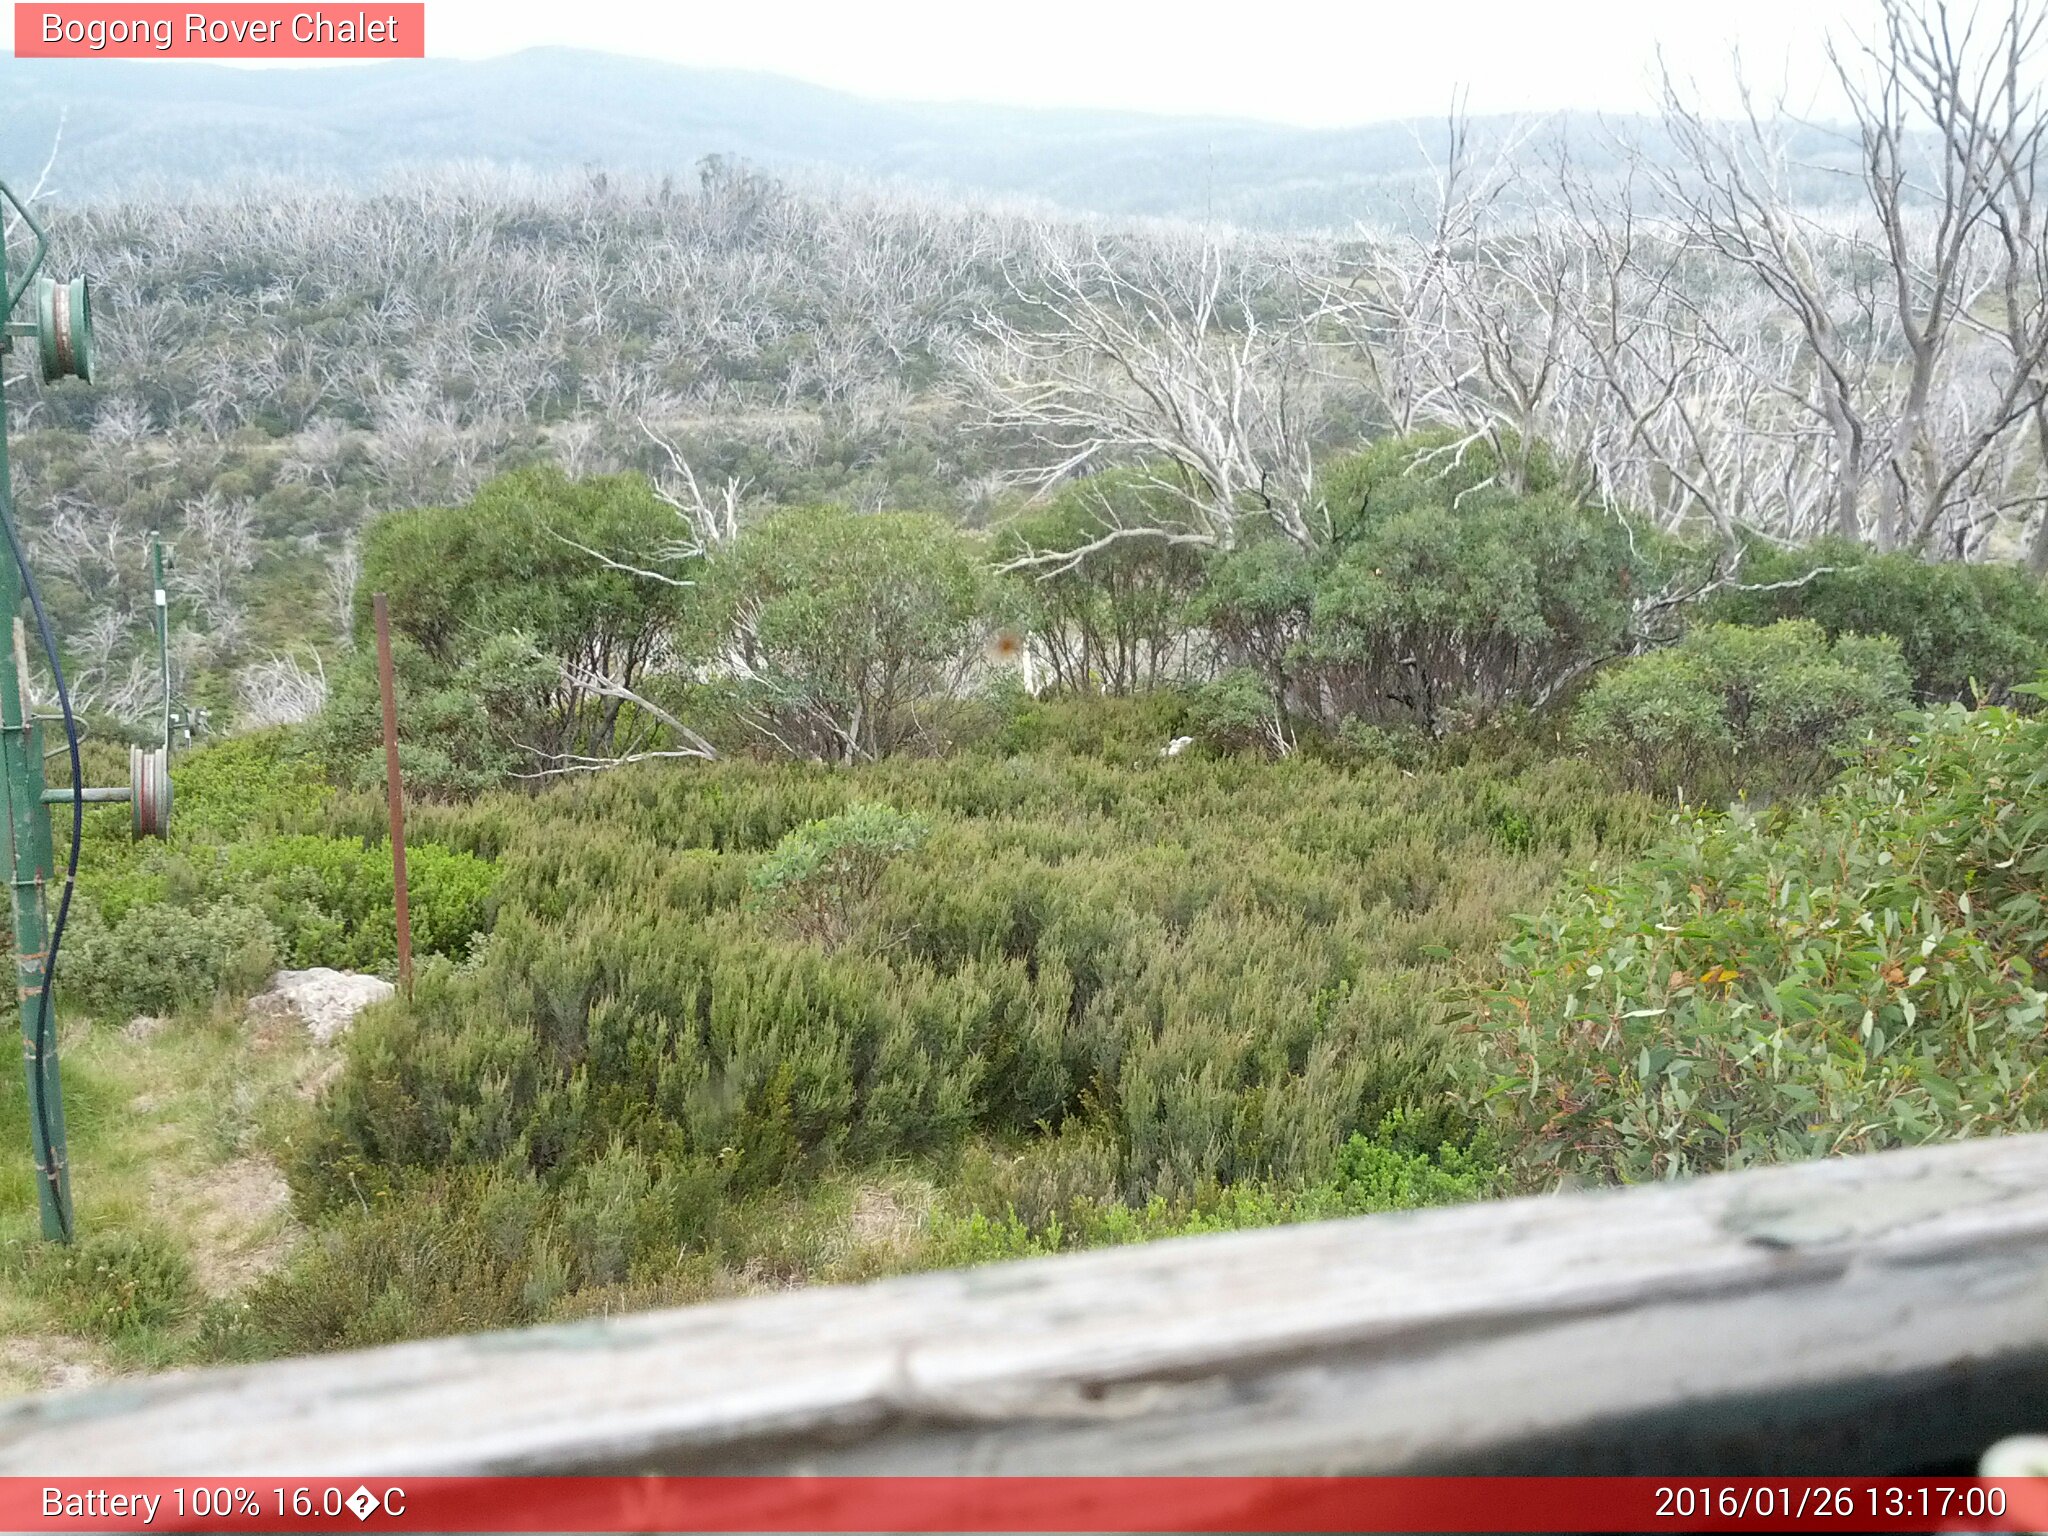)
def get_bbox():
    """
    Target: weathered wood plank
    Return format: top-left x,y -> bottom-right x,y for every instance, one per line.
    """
7,1133 -> 2048,1475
